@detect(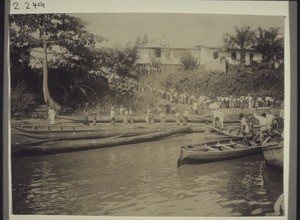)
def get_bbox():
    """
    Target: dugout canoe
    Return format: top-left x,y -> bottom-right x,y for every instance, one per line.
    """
56,115 -> 239,124
12,125 -> 184,140
262,138 -> 283,171
12,125 -> 191,156
12,124 -> 108,134
210,127 -> 244,138
177,137 -> 262,167
11,134 -> 123,148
